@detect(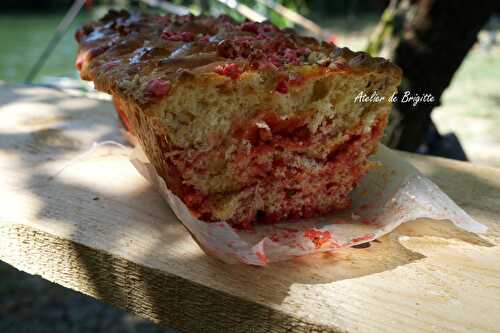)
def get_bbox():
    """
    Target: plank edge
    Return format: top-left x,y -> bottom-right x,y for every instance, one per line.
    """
0,223 -> 347,333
